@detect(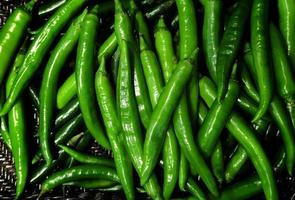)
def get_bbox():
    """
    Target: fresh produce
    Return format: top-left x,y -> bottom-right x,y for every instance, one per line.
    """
0,0 -> 294,199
